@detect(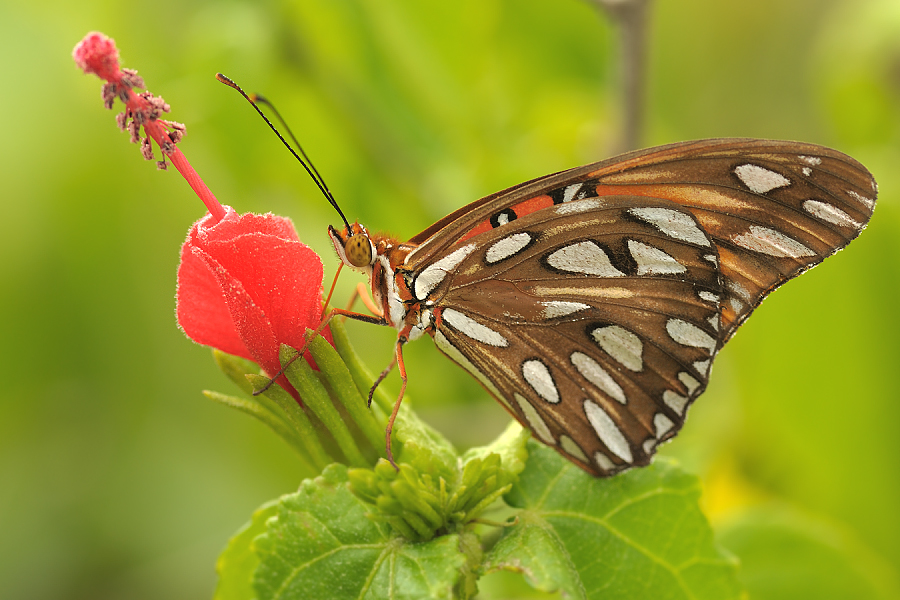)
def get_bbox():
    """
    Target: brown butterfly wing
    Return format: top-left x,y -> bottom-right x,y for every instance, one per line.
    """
428,197 -> 721,475
403,138 -> 876,476
584,139 -> 876,340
